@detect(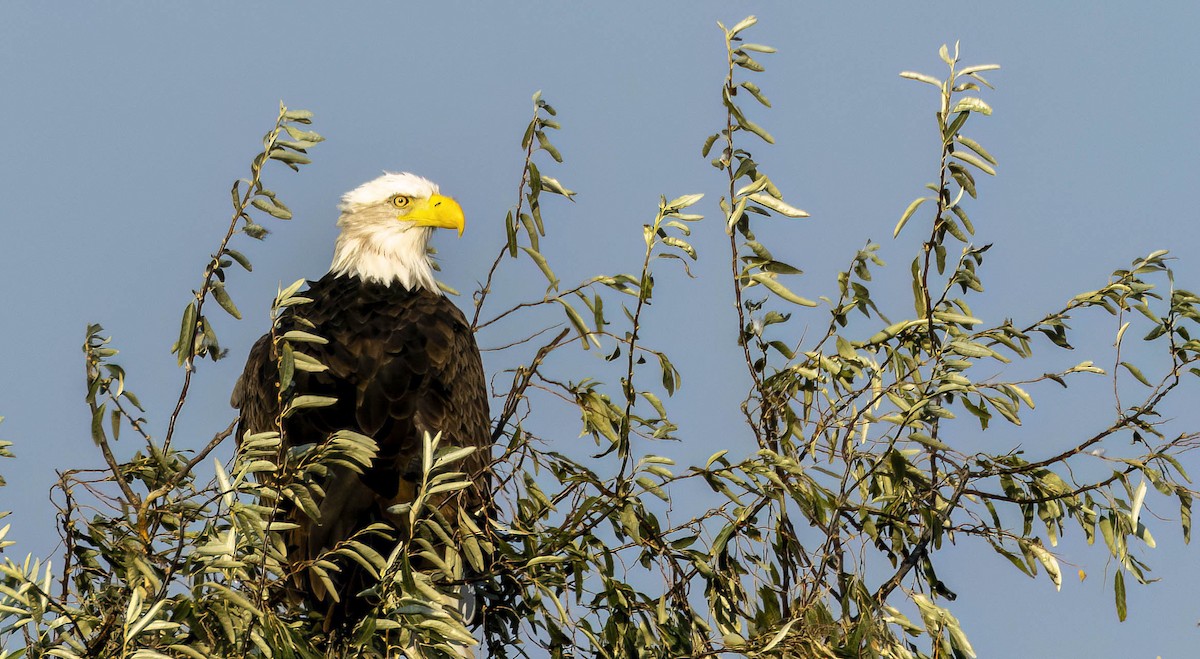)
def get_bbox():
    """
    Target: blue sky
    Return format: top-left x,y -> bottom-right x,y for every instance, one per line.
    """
2,3 -> 1199,656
